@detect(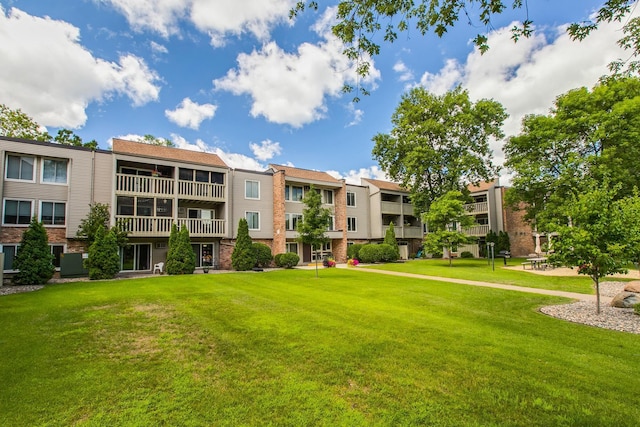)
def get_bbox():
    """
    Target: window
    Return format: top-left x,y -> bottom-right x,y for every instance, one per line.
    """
347,217 -> 357,232
246,211 -> 260,230
285,185 -> 303,202
50,244 -> 64,268
2,245 -> 18,271
323,189 -> 334,204
327,215 -> 335,231
286,242 -> 298,254
211,172 -> 225,184
179,168 -> 194,181
40,202 -> 66,226
346,191 -> 356,207
3,199 -> 32,225
189,209 -> 214,220
156,199 -> 173,217
195,170 -> 210,183
117,196 -> 134,216
137,198 -> 154,217
245,180 -> 260,199
42,158 -> 68,184
285,213 -> 303,231
121,244 -> 151,271
6,155 -> 35,181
